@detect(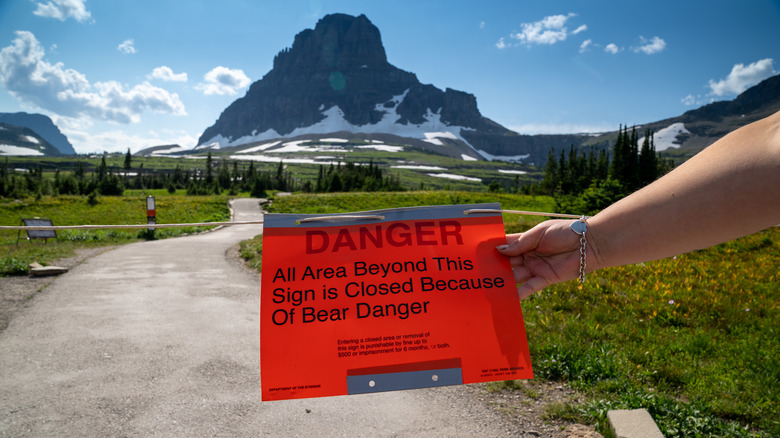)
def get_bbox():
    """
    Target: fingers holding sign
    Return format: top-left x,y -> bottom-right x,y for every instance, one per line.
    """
497,220 -> 584,299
